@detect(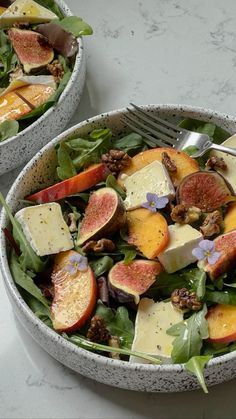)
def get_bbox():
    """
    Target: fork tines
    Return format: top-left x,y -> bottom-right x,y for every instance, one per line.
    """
121,103 -> 181,149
